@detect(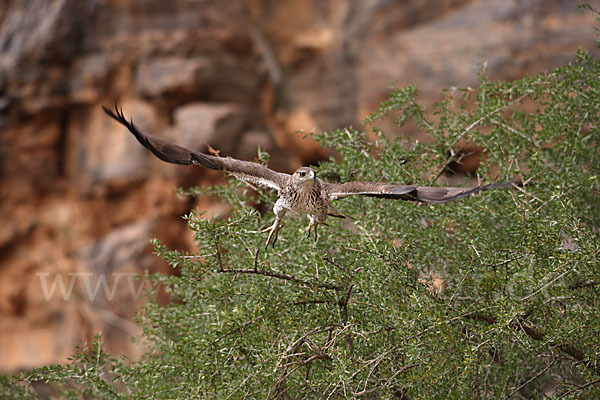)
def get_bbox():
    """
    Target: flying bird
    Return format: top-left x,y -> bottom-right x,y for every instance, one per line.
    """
103,105 -> 513,248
